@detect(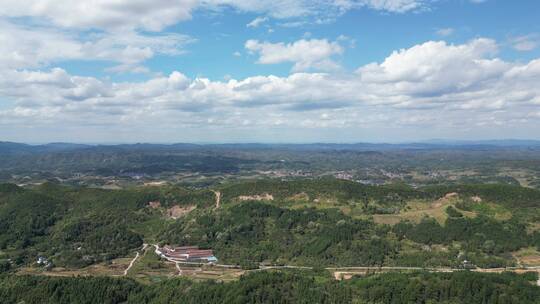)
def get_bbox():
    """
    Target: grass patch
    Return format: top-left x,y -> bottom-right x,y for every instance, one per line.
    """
127,248 -> 176,283
513,248 -> 540,267
16,256 -> 132,277
466,202 -> 512,221
373,196 -> 476,226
